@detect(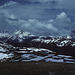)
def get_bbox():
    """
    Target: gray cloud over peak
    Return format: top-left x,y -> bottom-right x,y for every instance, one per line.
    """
0,11 -> 74,36
0,0 -> 75,36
